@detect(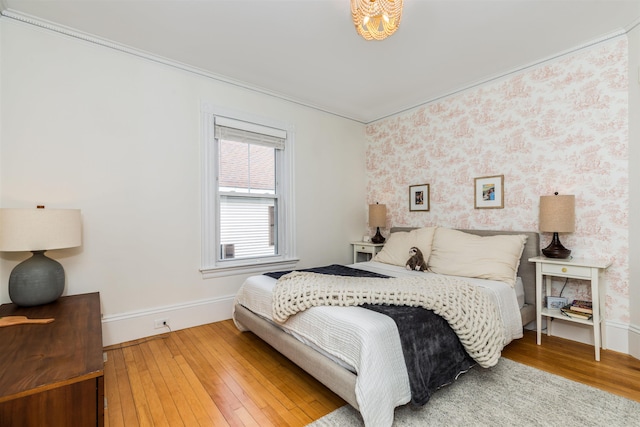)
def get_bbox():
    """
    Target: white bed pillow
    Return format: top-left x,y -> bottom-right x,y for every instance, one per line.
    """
427,228 -> 527,287
373,227 -> 436,267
